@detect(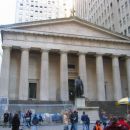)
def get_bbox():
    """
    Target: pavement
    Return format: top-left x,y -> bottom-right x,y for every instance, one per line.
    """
0,124 -> 95,130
